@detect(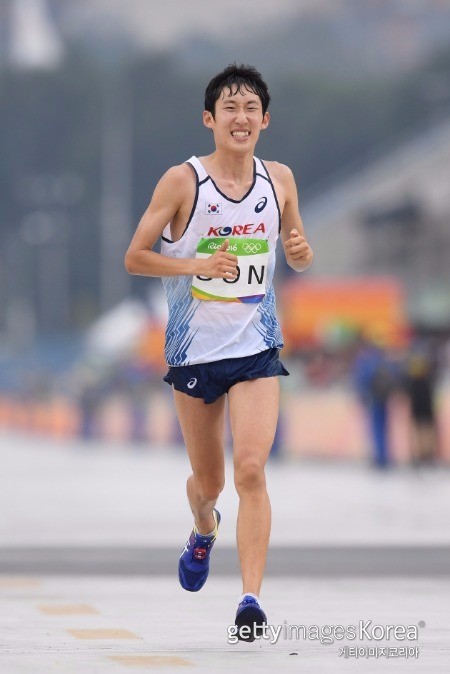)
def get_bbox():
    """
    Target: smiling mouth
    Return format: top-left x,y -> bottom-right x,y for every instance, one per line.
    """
231,131 -> 250,139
